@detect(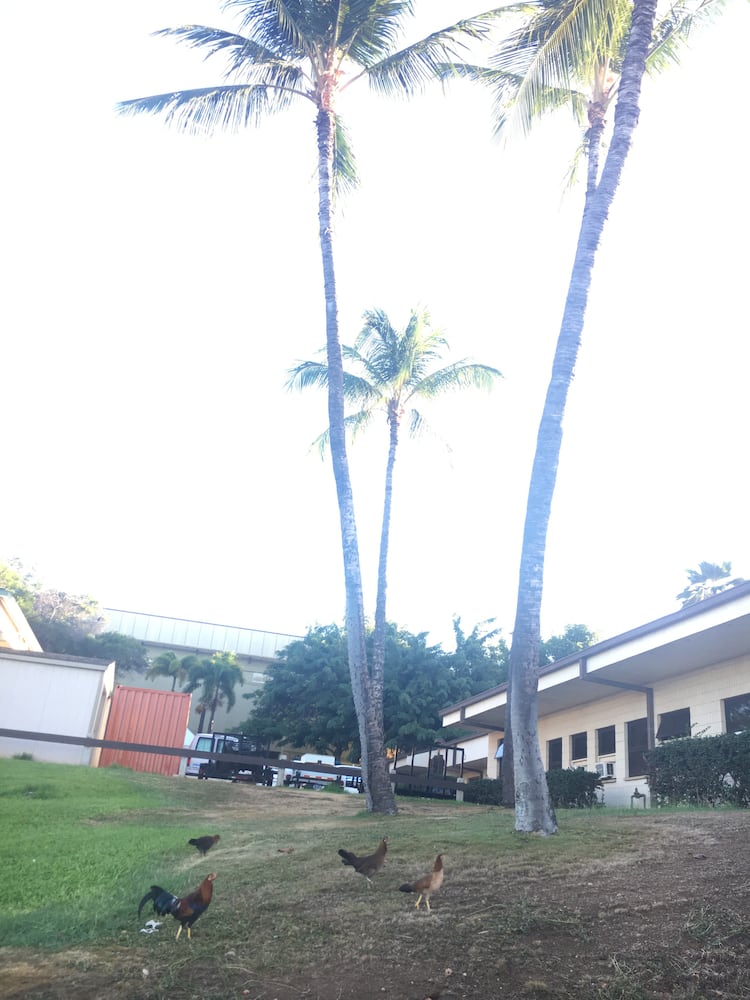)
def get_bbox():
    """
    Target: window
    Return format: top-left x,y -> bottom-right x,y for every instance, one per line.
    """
725,692 -> 750,733
656,707 -> 691,741
548,737 -> 563,771
597,725 -> 616,756
626,717 -> 649,777
570,731 -> 587,761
